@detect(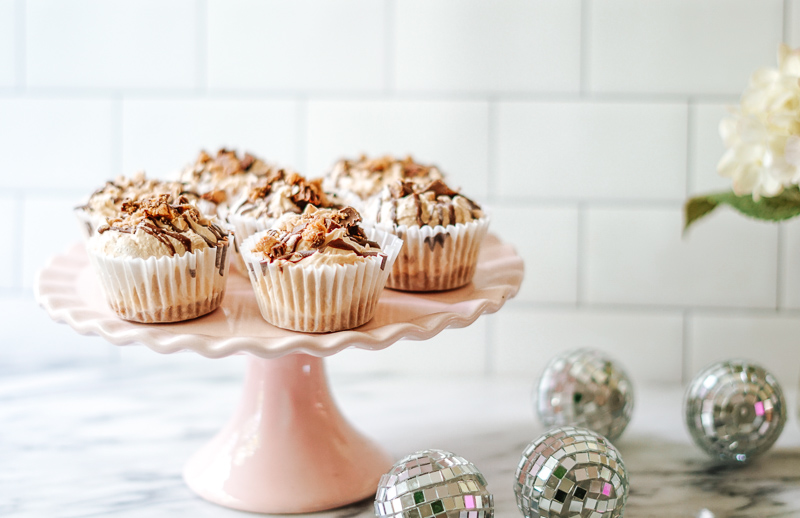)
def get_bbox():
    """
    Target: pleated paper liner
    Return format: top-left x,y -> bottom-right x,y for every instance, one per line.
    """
87,238 -> 232,323
240,228 -> 402,333
374,216 -> 490,292
226,213 -> 278,276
